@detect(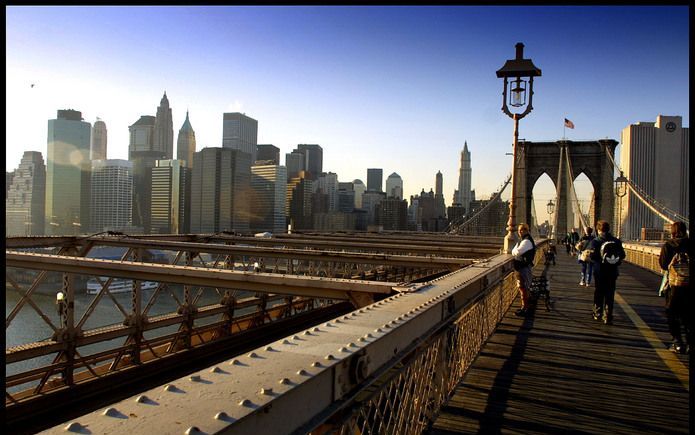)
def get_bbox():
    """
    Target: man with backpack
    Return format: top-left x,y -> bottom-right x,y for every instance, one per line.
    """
659,221 -> 691,354
589,220 -> 626,325
511,223 -> 536,317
